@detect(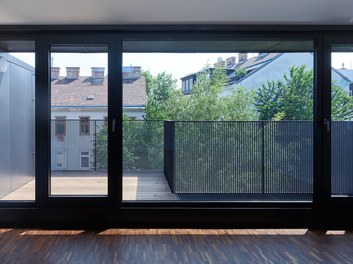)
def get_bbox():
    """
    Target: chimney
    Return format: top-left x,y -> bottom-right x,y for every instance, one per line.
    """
226,57 -> 236,67
123,66 -> 141,80
51,67 -> 60,80
91,67 -> 105,79
238,53 -> 248,63
91,67 -> 105,84
66,67 -> 80,80
132,66 -> 141,78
